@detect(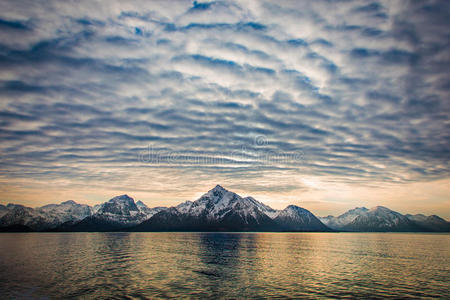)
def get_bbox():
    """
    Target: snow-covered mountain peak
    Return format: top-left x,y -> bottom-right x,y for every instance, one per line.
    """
206,185 -> 231,201
336,207 -> 369,219
319,206 -> 369,230
285,205 -> 310,214
193,185 -> 238,208
367,206 -> 404,219
176,186 -> 278,221
98,195 -> 139,216
277,205 -> 314,219
198,186 -> 241,217
274,205 -> 329,231
211,184 -> 227,192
